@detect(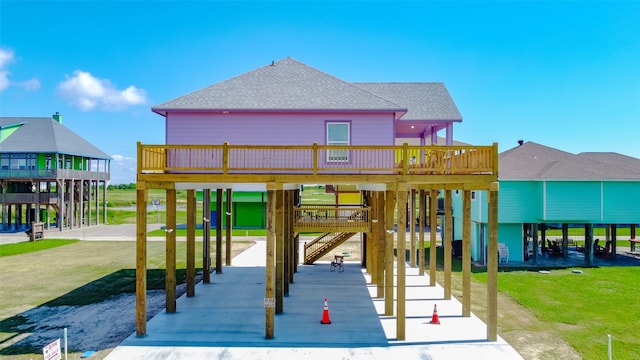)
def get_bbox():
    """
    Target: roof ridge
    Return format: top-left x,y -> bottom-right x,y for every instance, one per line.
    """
275,58 -> 407,110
